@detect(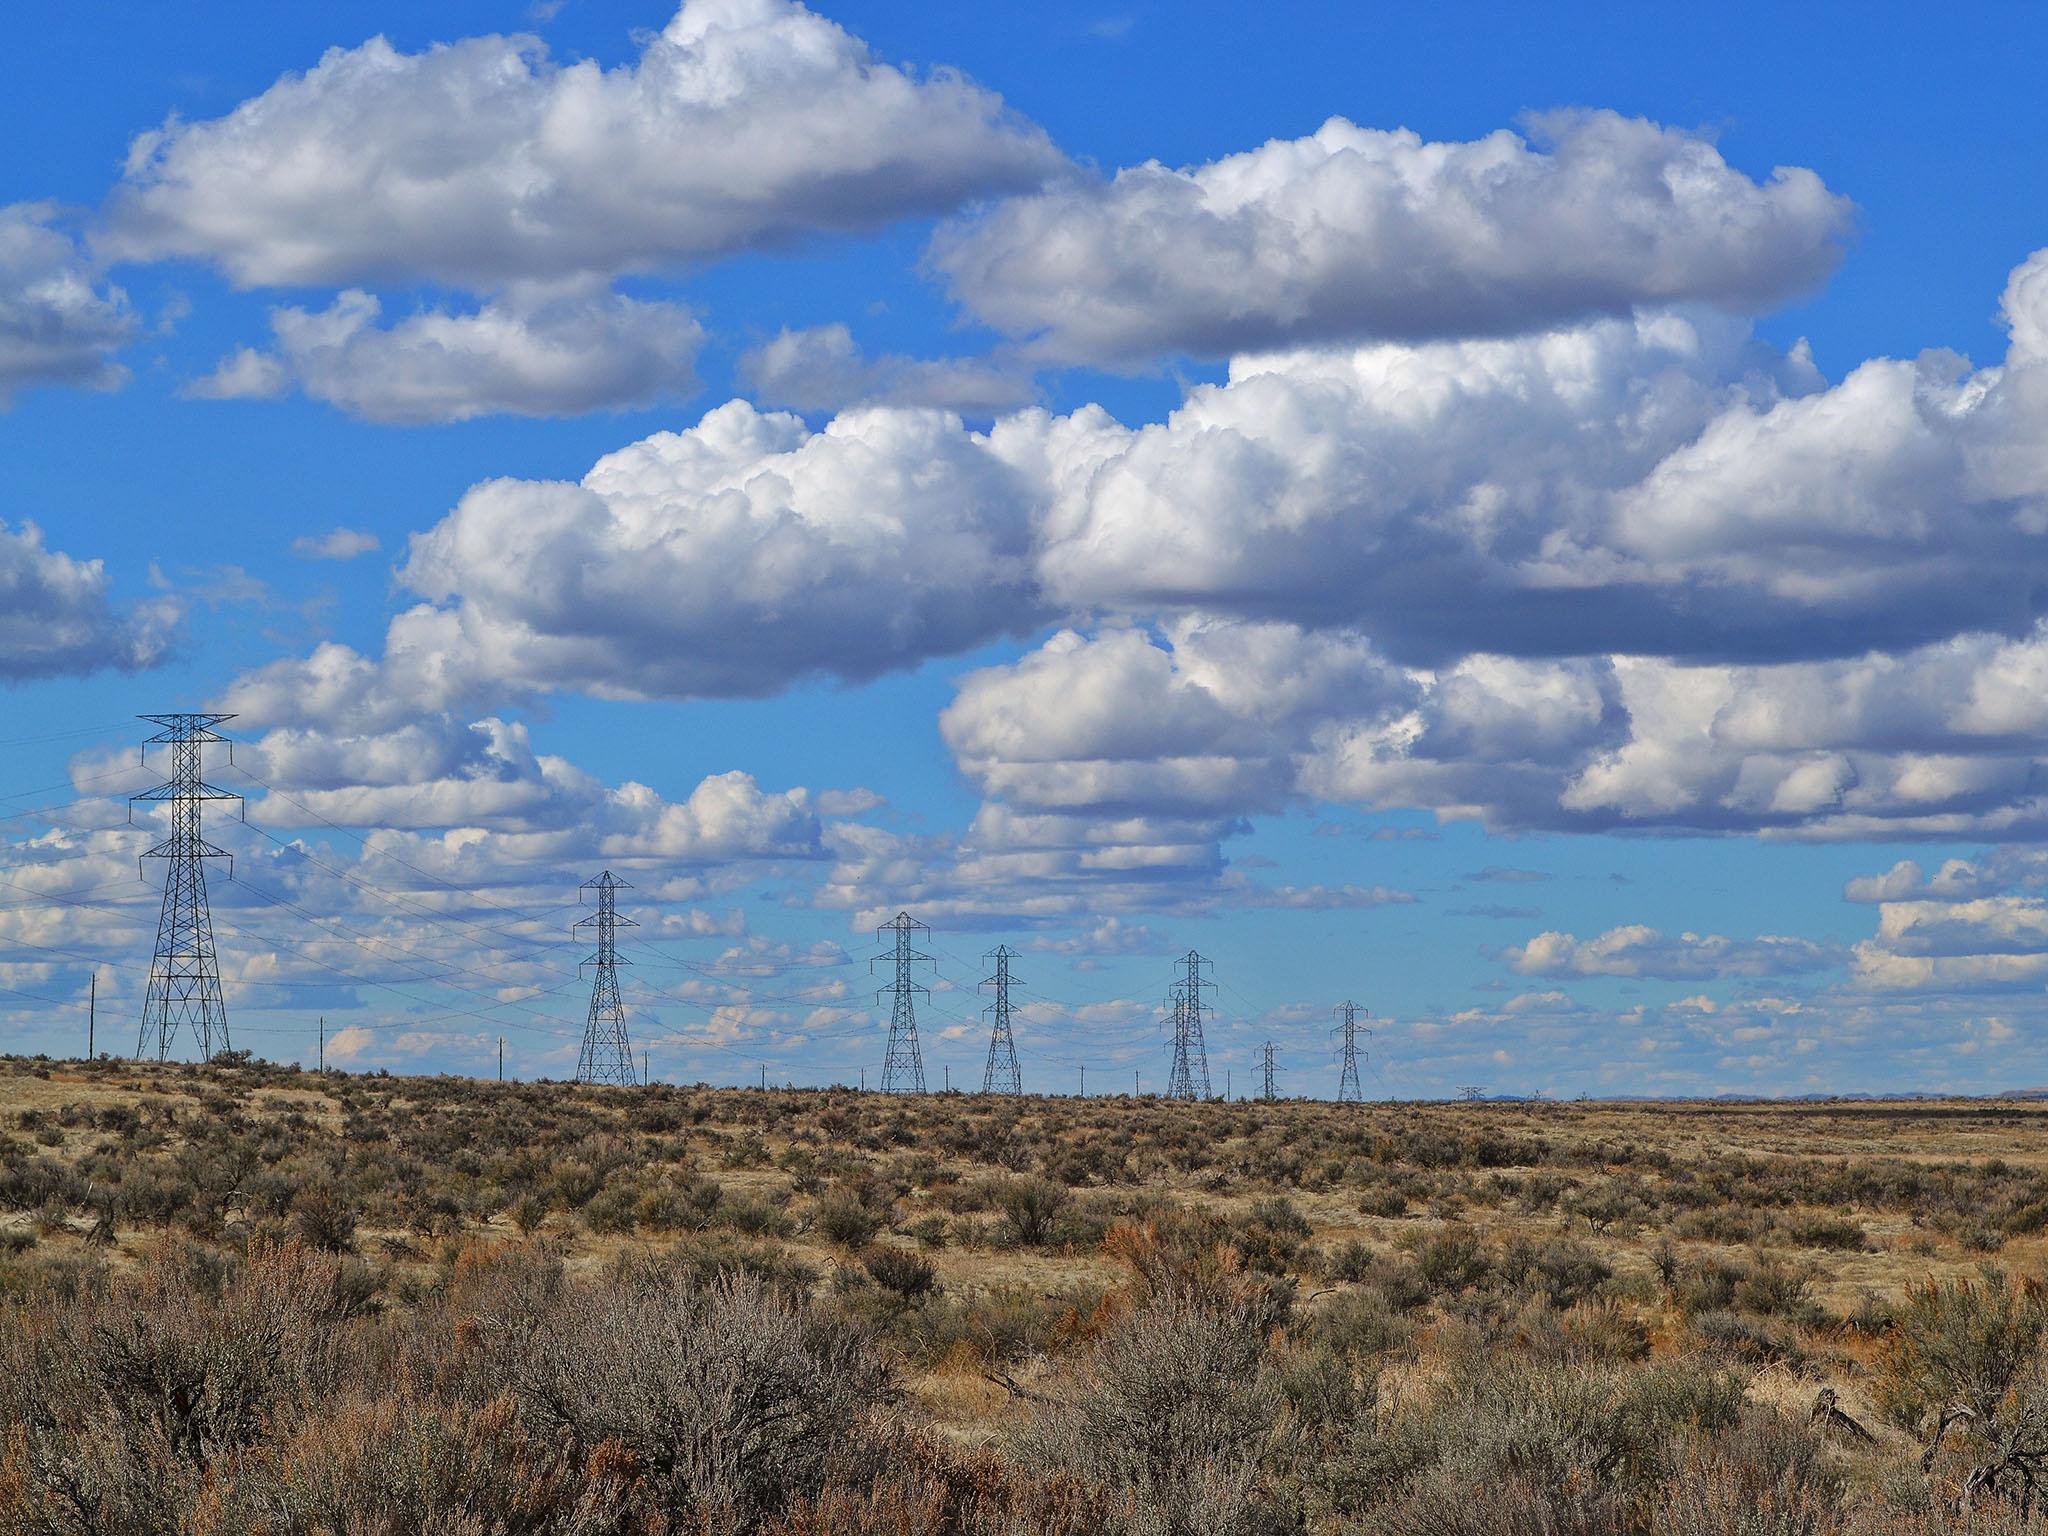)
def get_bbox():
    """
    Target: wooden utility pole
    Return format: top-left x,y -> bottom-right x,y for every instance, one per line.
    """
318,1015 -> 324,1072
498,1036 -> 504,1081
87,972 -> 95,1058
